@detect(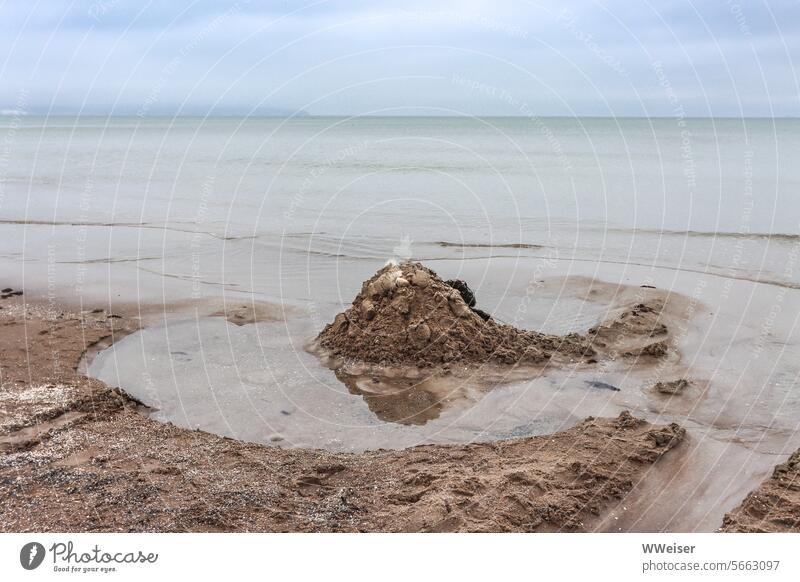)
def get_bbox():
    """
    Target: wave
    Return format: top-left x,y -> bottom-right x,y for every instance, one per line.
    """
0,218 -> 256,241
6,219 -> 795,244
435,241 -> 545,250
605,226 -> 800,242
